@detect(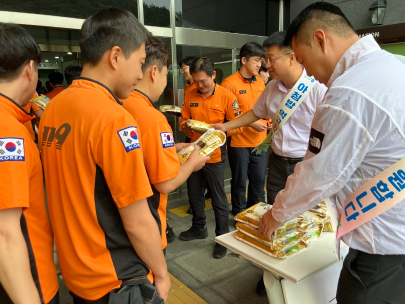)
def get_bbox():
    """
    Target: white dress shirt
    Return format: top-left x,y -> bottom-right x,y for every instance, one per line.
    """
252,69 -> 327,158
272,35 -> 405,255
